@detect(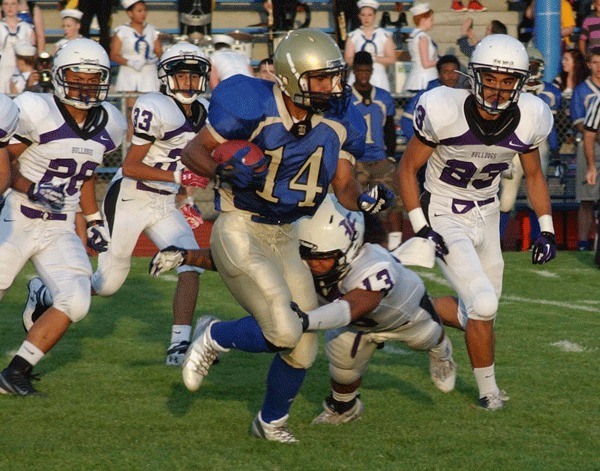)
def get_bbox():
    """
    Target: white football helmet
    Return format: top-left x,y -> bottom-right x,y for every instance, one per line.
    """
158,41 -> 210,104
53,38 -> 111,110
468,34 -> 530,114
296,194 -> 364,291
